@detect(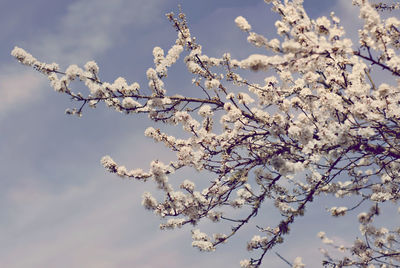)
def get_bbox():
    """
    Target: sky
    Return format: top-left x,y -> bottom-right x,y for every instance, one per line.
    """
1,0 -> 399,267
